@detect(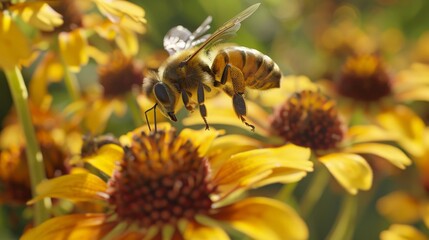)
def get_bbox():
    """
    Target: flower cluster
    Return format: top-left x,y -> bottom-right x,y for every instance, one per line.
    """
0,1 -> 429,240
